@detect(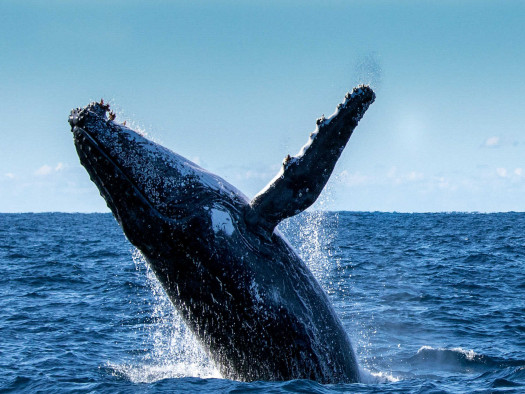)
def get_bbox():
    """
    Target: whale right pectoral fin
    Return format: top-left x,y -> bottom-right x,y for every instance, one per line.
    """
244,85 -> 375,236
